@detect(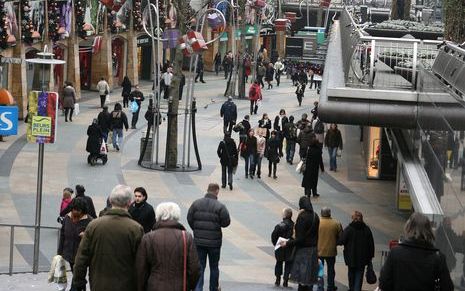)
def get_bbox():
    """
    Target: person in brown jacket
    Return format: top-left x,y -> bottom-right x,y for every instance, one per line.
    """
136,202 -> 200,291
72,185 -> 144,291
318,207 -> 343,291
